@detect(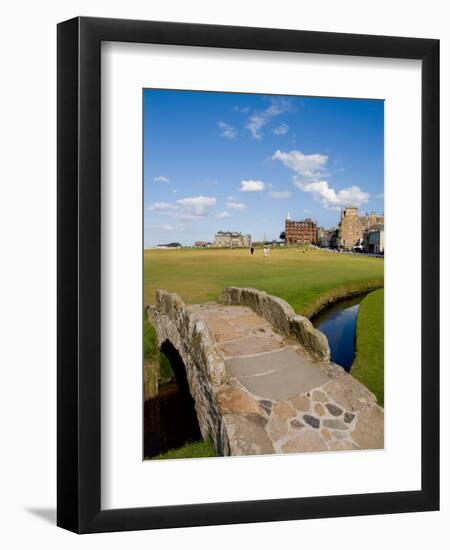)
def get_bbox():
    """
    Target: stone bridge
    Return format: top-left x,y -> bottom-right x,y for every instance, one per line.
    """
147,287 -> 384,456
